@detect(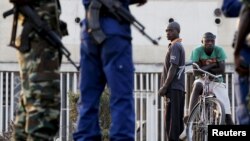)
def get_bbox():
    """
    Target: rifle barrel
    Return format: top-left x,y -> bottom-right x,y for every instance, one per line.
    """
3,9 -> 14,18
